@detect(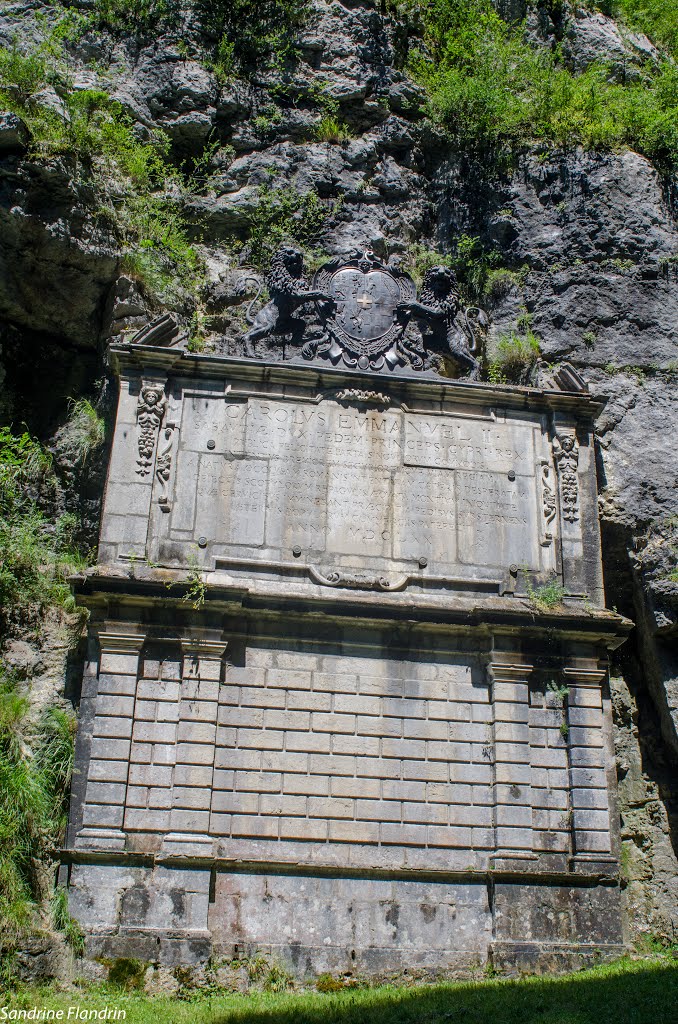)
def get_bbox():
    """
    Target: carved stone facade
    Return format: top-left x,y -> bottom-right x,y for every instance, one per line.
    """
135,382 -> 166,476
64,328 -> 631,977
